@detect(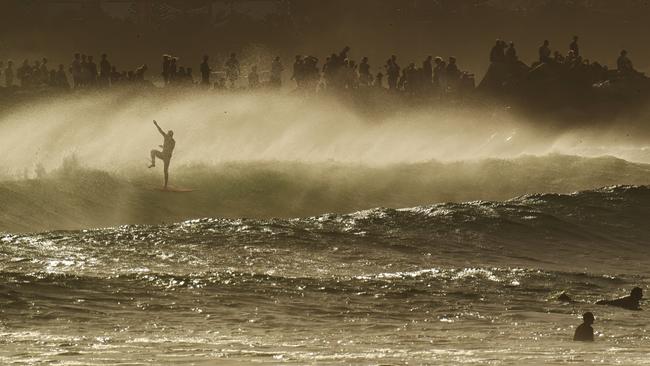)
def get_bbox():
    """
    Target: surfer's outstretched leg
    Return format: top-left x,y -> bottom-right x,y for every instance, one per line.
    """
163,158 -> 170,188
